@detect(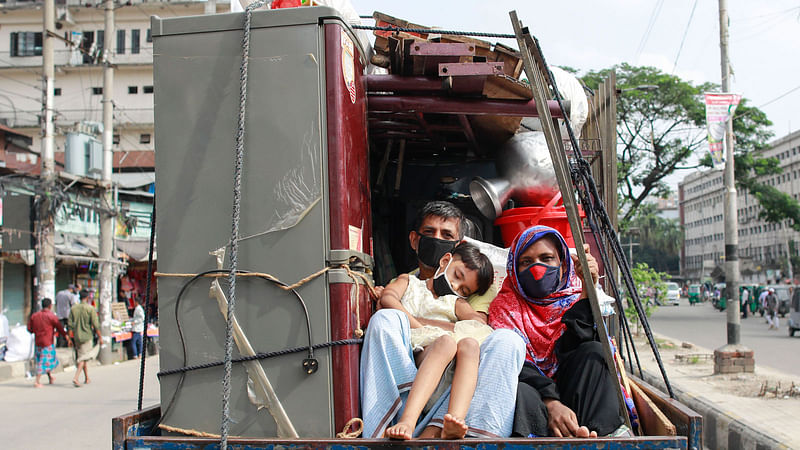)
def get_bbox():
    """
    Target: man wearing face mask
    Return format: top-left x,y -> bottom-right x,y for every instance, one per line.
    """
361,201 -> 525,439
